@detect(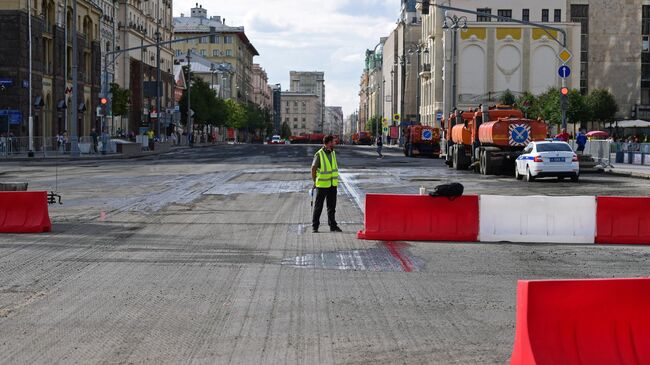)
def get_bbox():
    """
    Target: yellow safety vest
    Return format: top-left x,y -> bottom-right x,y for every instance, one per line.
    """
315,148 -> 339,188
